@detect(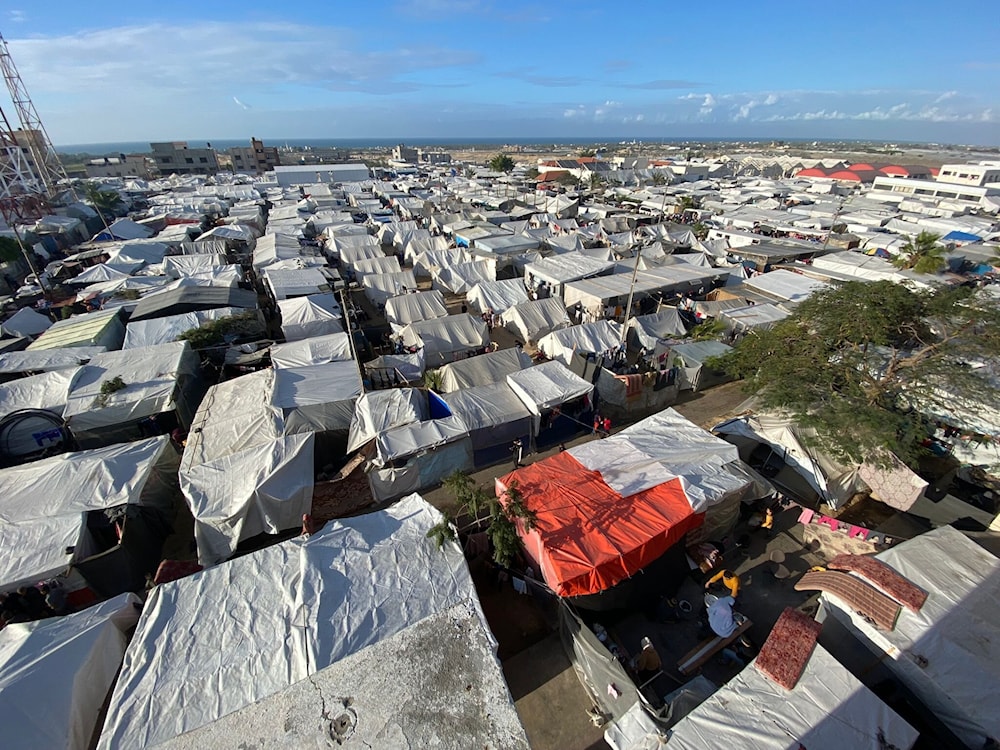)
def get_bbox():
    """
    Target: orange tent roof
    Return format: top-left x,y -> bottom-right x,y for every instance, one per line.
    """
795,167 -> 829,178
496,451 -> 702,597
879,165 -> 909,176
